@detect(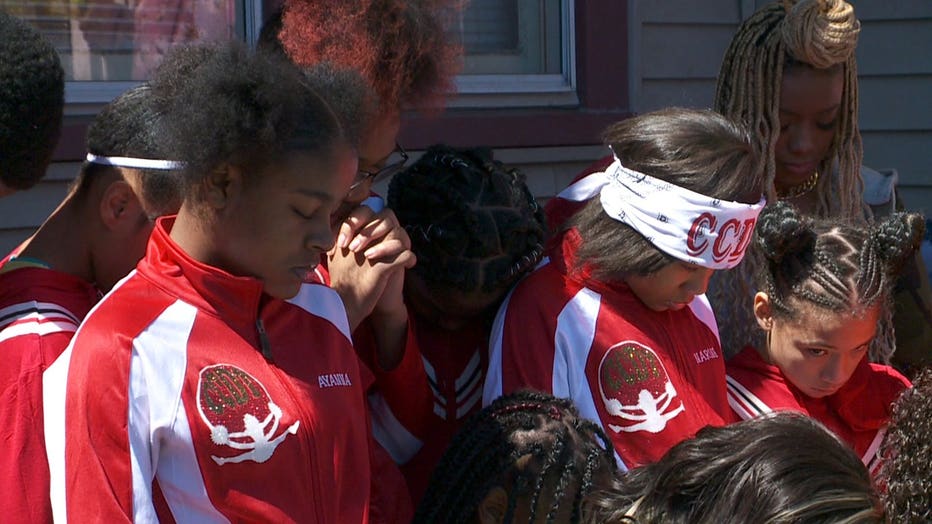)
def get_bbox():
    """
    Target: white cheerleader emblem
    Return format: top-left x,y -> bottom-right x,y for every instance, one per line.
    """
197,364 -> 300,465
598,341 -> 685,433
